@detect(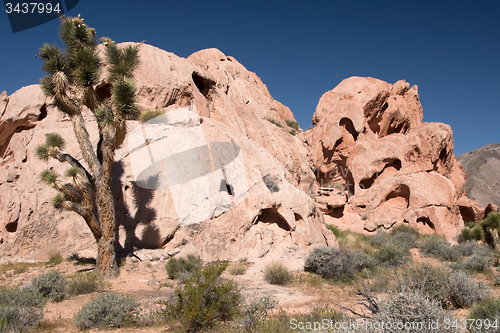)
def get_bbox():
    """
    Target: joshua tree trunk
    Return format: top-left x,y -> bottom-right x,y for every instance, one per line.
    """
35,15 -> 140,277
